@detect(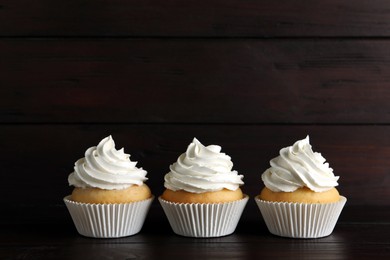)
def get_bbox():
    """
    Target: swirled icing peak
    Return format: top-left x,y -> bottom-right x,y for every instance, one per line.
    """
261,136 -> 339,192
68,135 -> 148,190
164,138 -> 244,193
